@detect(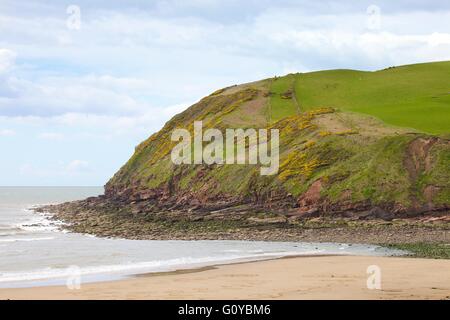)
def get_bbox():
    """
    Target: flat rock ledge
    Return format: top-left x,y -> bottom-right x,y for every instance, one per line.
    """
34,196 -> 450,244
